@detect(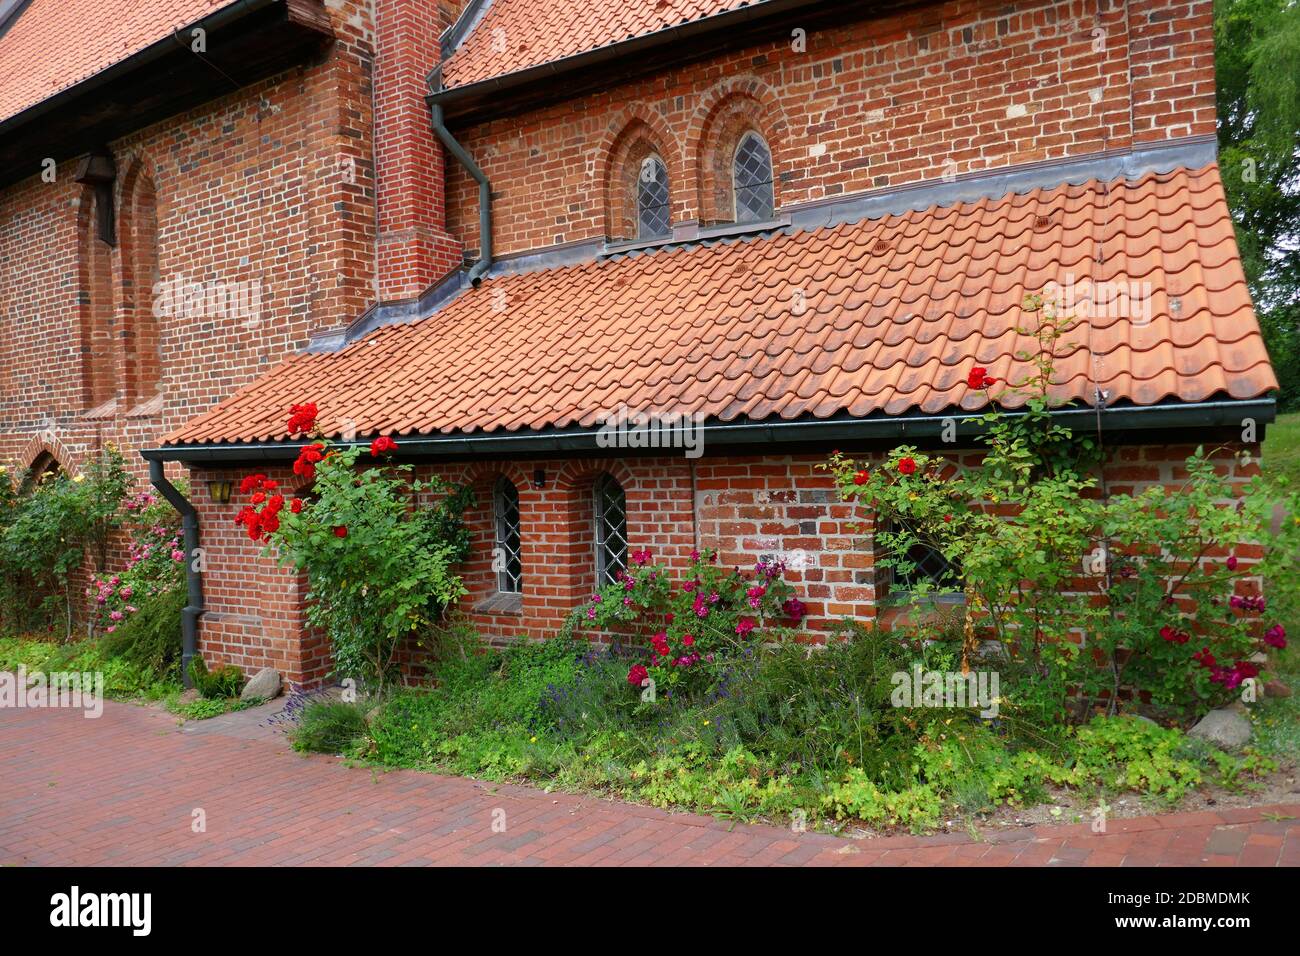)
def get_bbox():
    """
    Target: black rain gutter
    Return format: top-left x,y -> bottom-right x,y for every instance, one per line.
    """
140,398 -> 1276,464
430,102 -> 492,284
0,0 -> 278,141
426,0 -> 832,116
148,461 -> 202,688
